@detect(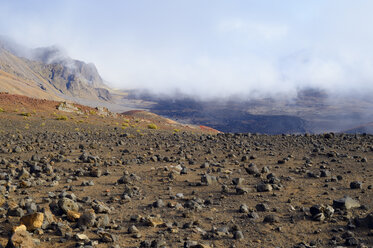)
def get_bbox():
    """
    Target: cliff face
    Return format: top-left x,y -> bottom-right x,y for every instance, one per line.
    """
0,38 -> 112,102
